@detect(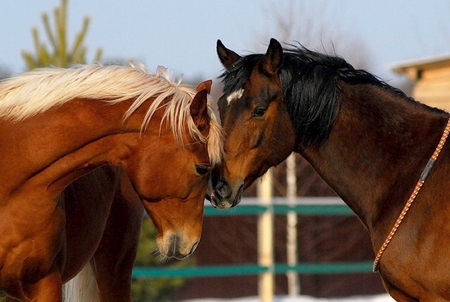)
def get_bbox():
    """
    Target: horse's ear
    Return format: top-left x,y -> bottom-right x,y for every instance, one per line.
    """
217,40 -> 241,68
196,79 -> 212,94
262,38 -> 283,75
190,89 -> 209,131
